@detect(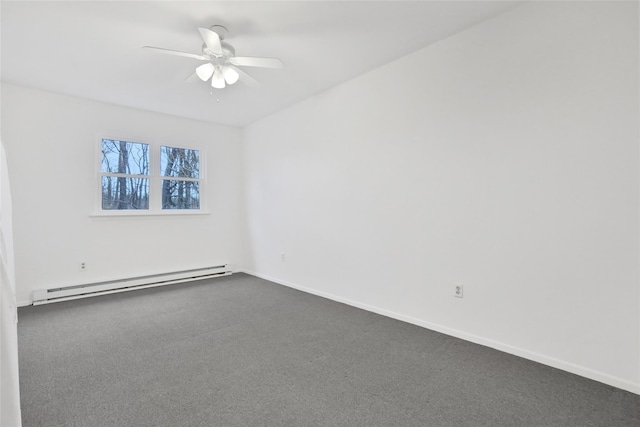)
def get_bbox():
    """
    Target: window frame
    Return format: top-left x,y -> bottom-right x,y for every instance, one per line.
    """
94,136 -> 207,217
